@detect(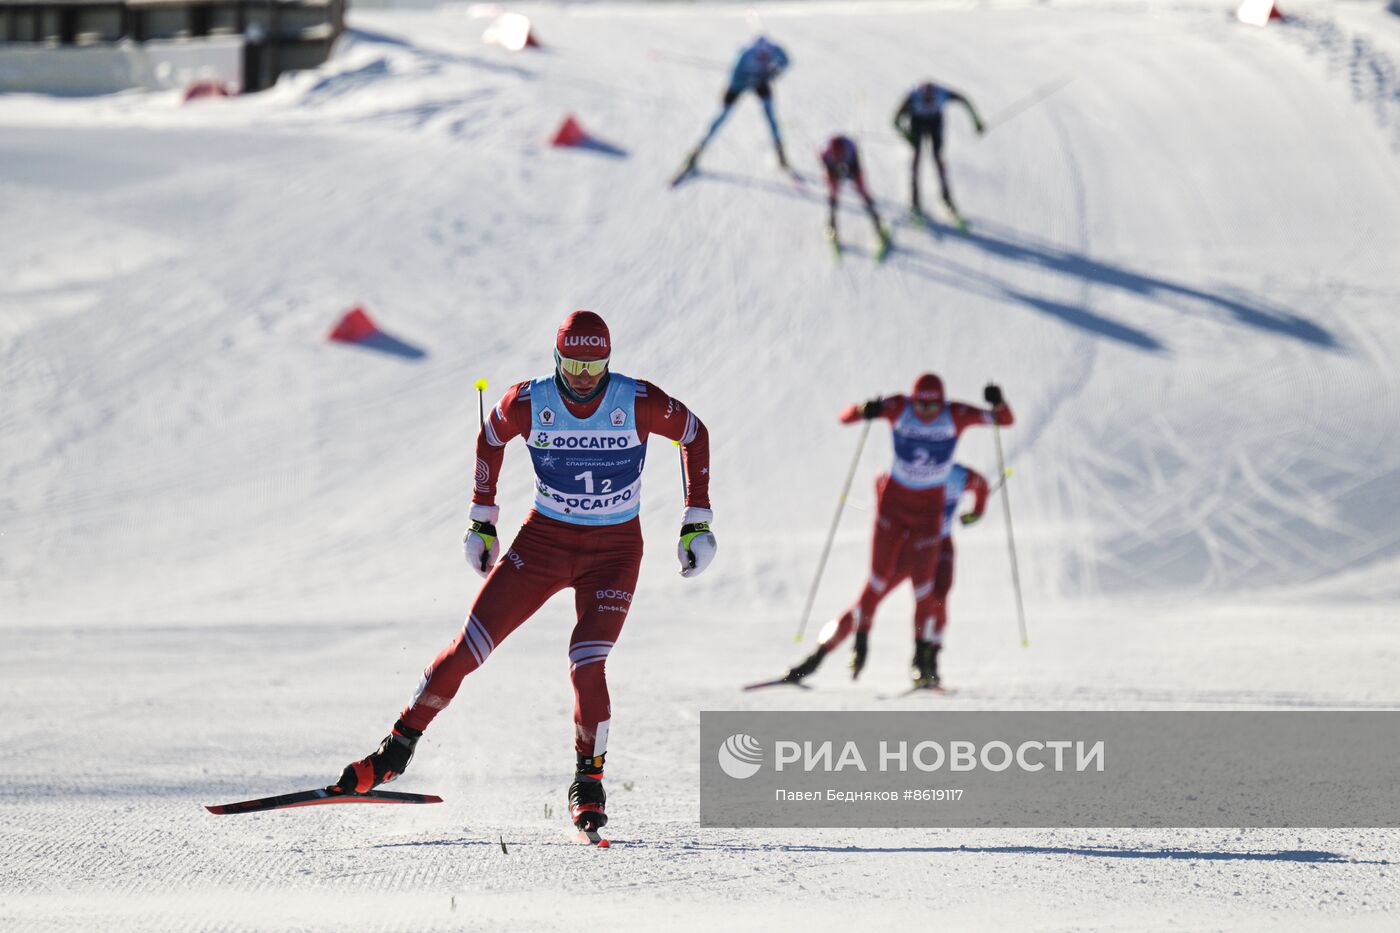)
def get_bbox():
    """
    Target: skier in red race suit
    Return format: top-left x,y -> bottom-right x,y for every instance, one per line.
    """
789,463 -> 989,689
785,375 -> 1011,687
819,134 -> 892,258
335,311 -> 716,836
